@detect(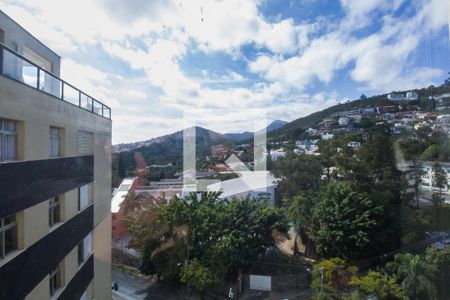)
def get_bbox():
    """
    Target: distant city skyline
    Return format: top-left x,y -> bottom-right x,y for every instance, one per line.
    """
1,0 -> 448,143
